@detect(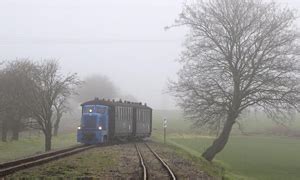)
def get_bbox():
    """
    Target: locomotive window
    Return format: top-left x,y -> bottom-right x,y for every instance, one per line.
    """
96,107 -> 106,114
